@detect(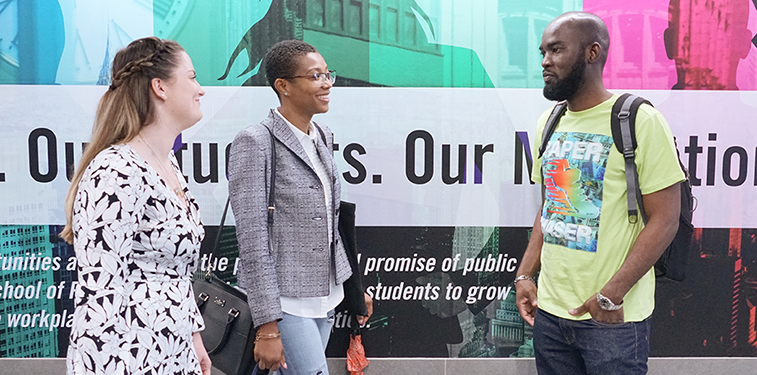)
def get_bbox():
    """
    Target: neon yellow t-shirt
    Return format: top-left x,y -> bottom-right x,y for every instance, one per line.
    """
531,94 -> 685,322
